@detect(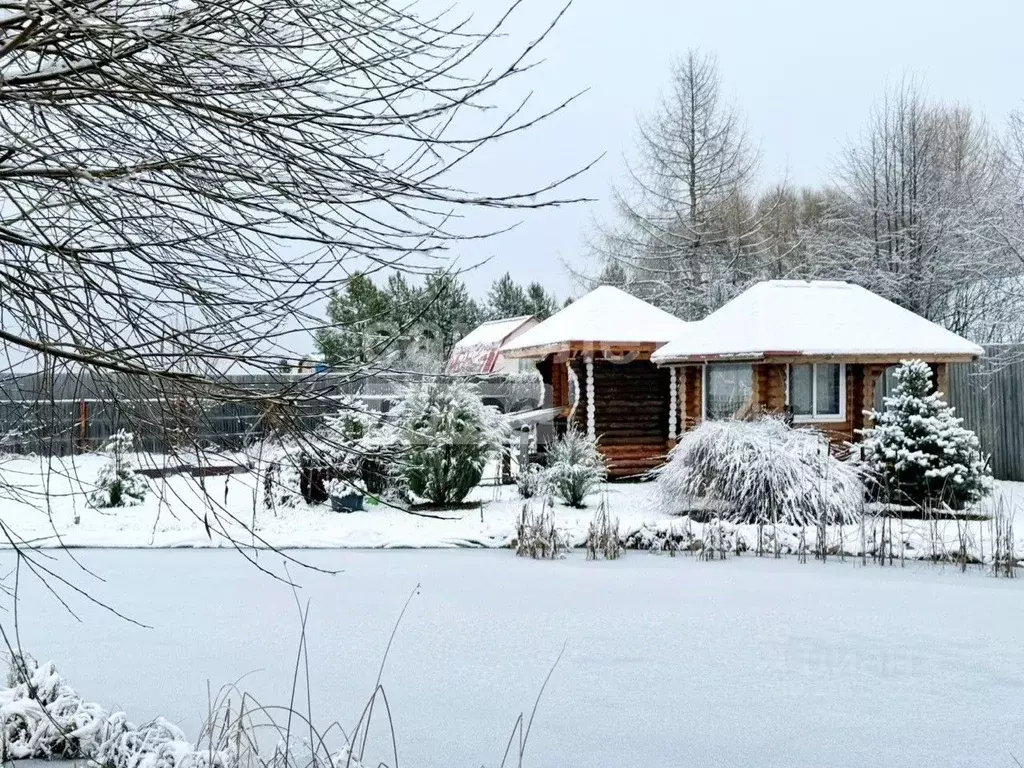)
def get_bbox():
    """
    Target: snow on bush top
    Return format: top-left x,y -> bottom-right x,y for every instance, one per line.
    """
657,417 -> 864,526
